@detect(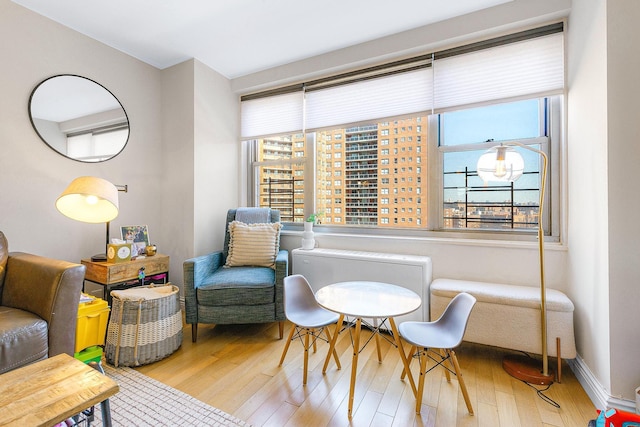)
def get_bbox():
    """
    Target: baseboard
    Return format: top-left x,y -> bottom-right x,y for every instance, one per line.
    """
568,355 -> 636,413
